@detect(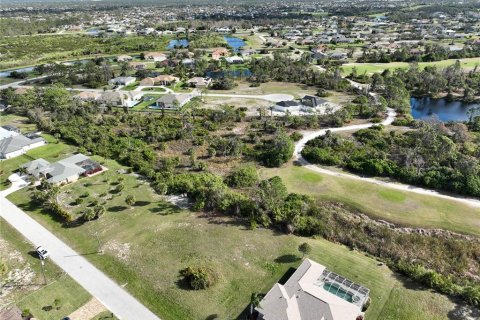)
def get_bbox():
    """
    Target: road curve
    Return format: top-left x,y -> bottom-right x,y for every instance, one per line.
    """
294,108 -> 480,208
0,196 -> 161,320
